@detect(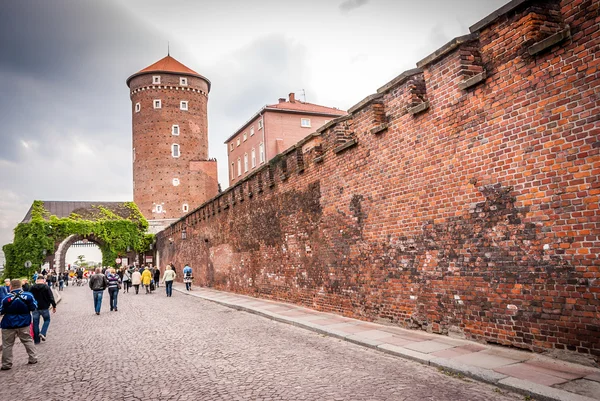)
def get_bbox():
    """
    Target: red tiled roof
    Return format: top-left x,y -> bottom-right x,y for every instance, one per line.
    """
126,55 -> 210,90
266,101 -> 346,116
